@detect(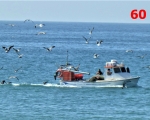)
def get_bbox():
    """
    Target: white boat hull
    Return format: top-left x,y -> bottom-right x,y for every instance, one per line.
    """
59,77 -> 140,88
